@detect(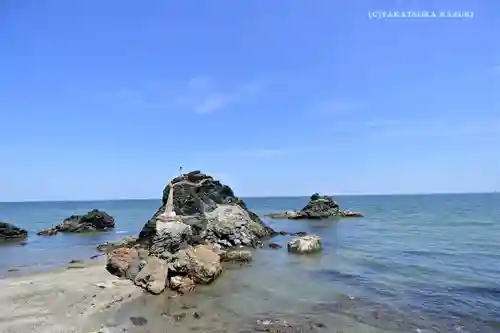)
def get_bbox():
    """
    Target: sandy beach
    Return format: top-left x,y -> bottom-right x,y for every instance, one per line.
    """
0,259 -> 142,333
